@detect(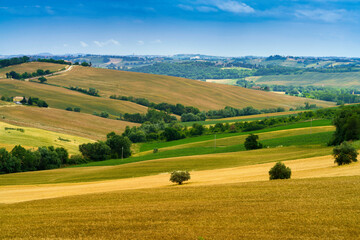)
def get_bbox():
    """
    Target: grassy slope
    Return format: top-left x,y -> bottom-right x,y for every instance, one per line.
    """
0,62 -> 65,78
0,121 -> 93,154
1,176 -> 359,239
0,79 -> 148,116
0,105 -> 139,140
248,71 -> 360,88
47,65 -> 335,110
